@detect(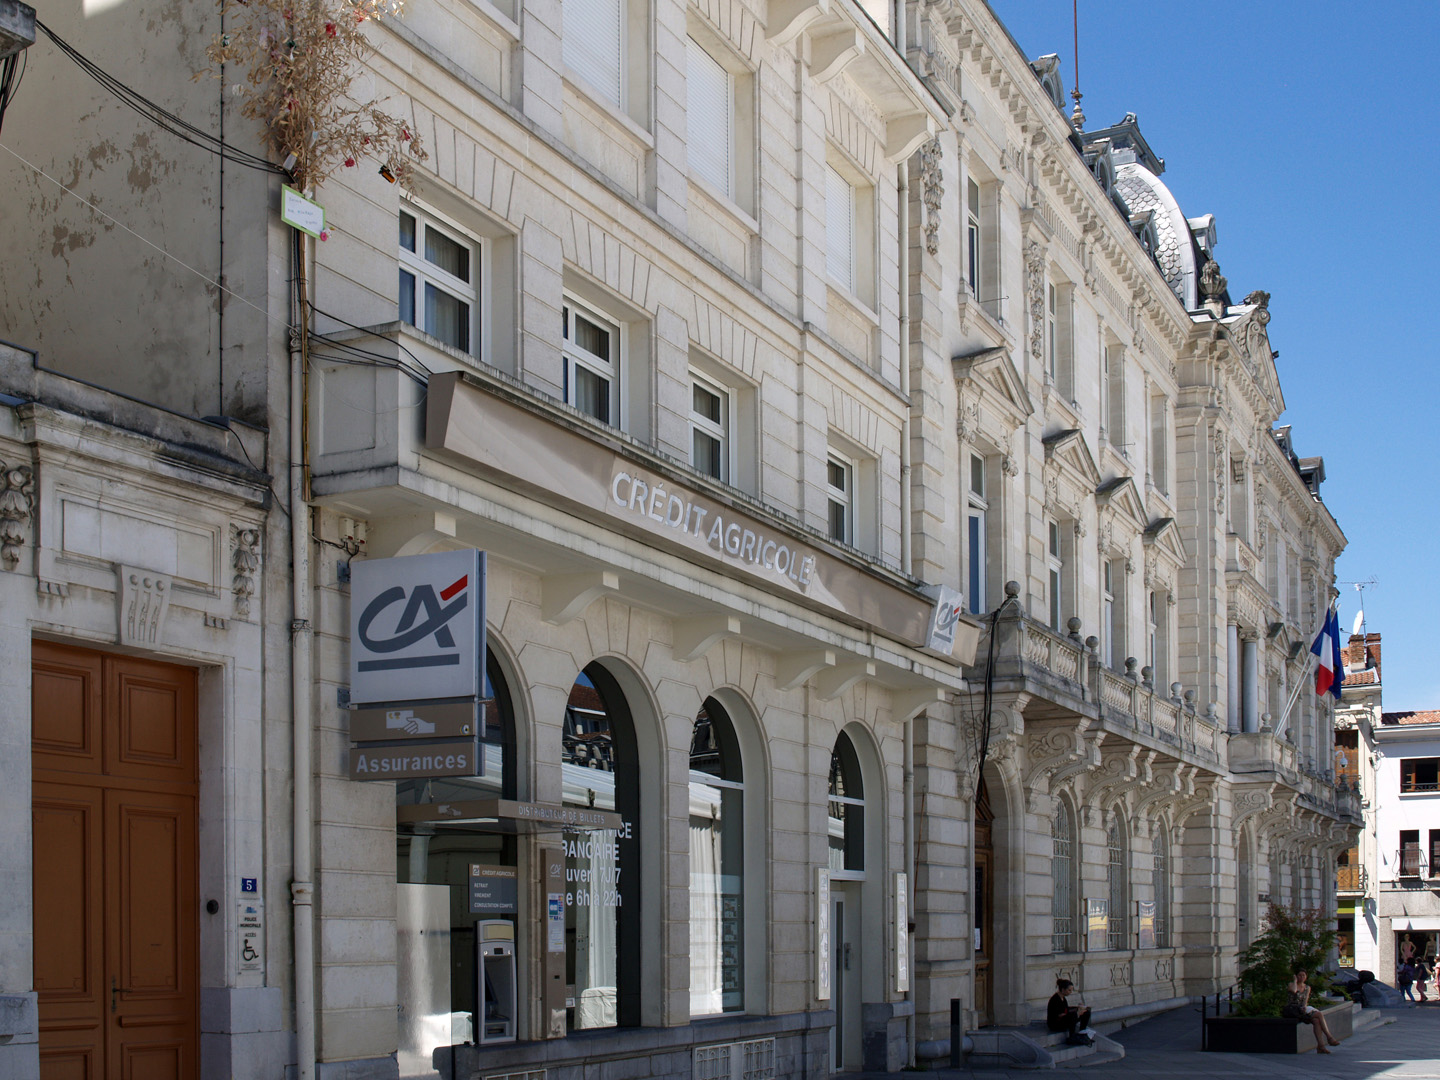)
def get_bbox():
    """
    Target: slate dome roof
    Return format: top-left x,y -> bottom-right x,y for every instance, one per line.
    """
1115,162 -> 1196,311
